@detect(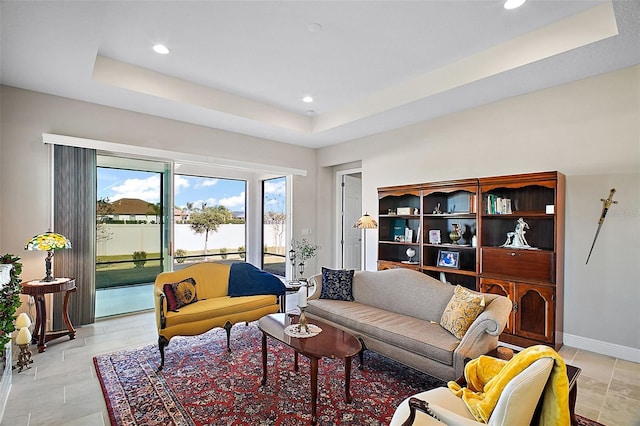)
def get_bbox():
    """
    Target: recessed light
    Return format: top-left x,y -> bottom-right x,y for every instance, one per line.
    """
302,96 -> 314,103
153,44 -> 170,55
504,0 -> 526,10
308,23 -> 322,33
